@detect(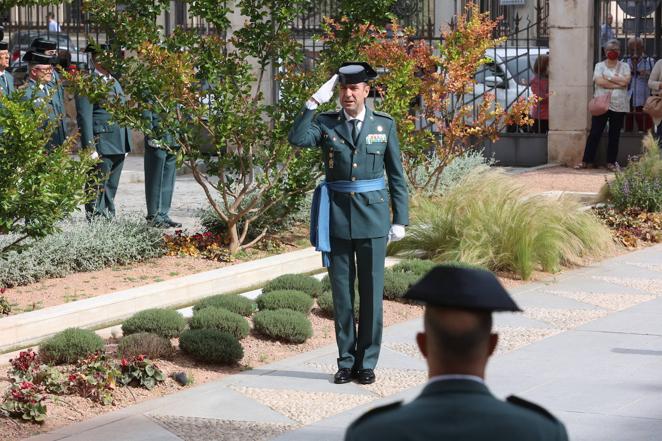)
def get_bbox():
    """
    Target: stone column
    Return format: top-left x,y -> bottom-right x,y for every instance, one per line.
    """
547,0 -> 595,165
